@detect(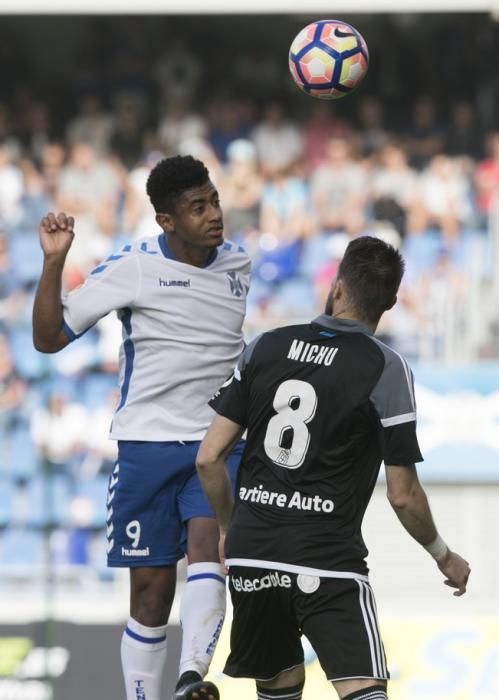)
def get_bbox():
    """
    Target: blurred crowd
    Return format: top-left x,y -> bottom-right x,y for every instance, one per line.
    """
1,86 -> 498,578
